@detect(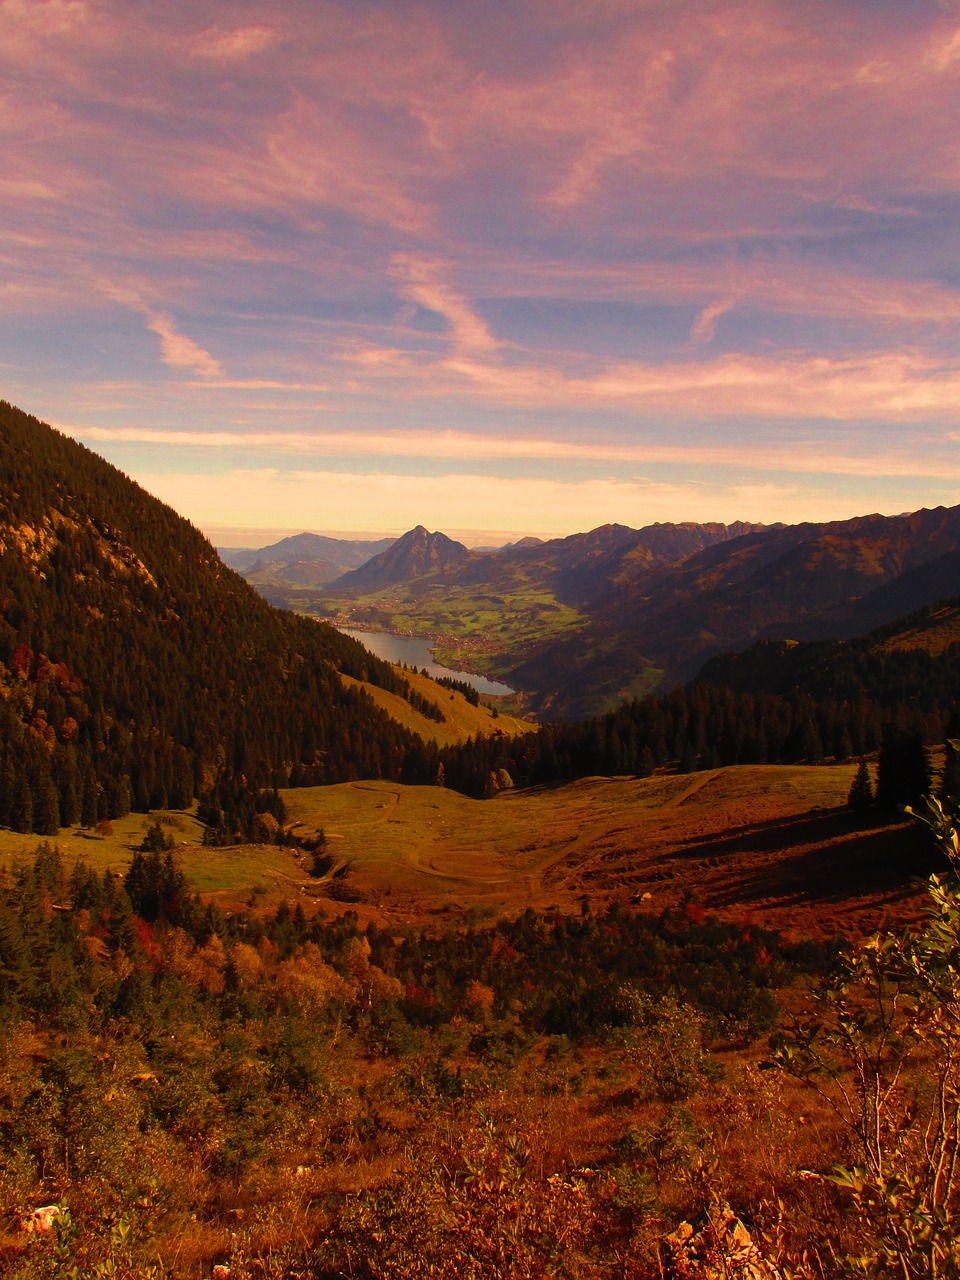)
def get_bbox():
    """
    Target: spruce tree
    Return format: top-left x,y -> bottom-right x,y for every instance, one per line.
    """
34,775 -> 60,836
10,768 -> 33,834
848,757 -> 874,810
